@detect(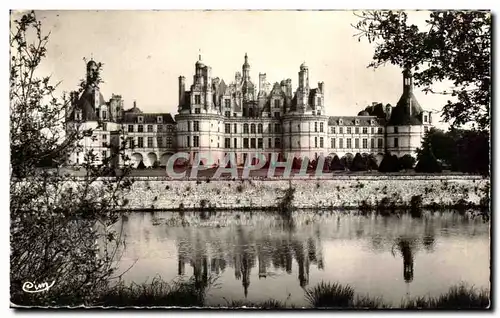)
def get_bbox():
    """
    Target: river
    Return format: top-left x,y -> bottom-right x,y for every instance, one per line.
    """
113,210 -> 490,307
